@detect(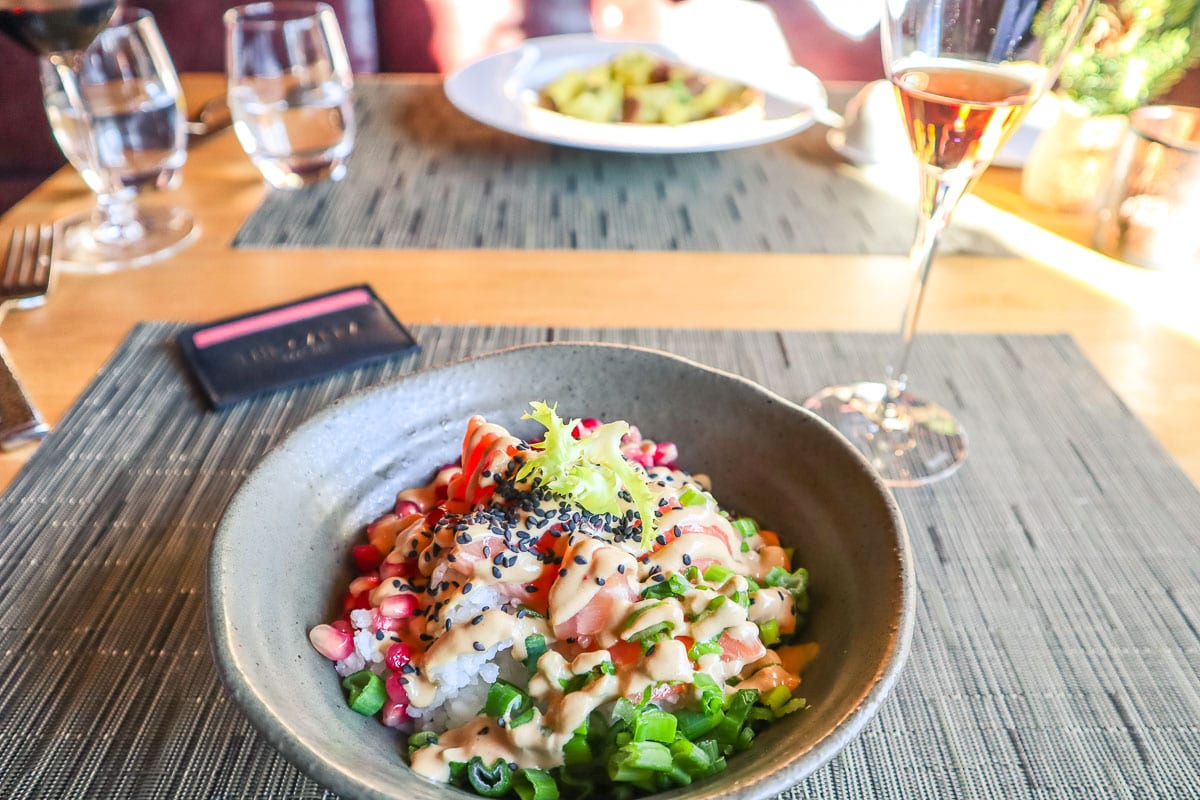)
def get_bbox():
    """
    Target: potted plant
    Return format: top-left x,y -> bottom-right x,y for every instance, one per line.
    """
1022,0 -> 1200,211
